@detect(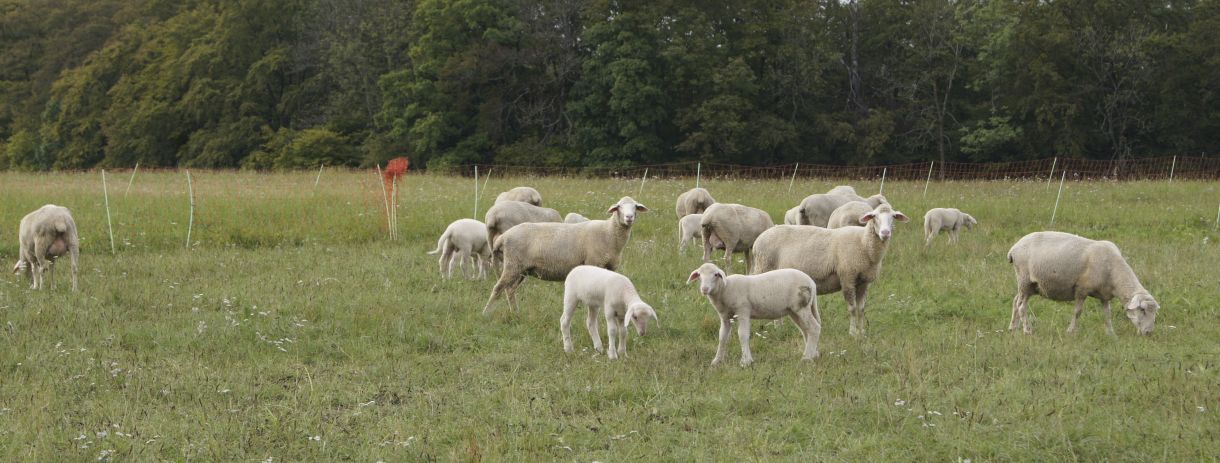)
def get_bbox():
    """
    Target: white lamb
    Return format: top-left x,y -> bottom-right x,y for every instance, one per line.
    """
677,213 -> 703,254
751,203 -> 910,337
561,265 -> 659,359
923,208 -> 977,246
13,204 -> 79,291
826,201 -> 874,229
1007,231 -> 1160,336
495,186 -> 543,206
484,200 -> 562,248
699,203 -> 774,274
564,213 -> 589,224
688,263 -> 821,366
675,187 -> 716,218
482,197 -> 649,314
783,206 -> 801,225
796,193 -> 887,227
426,219 -> 491,280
